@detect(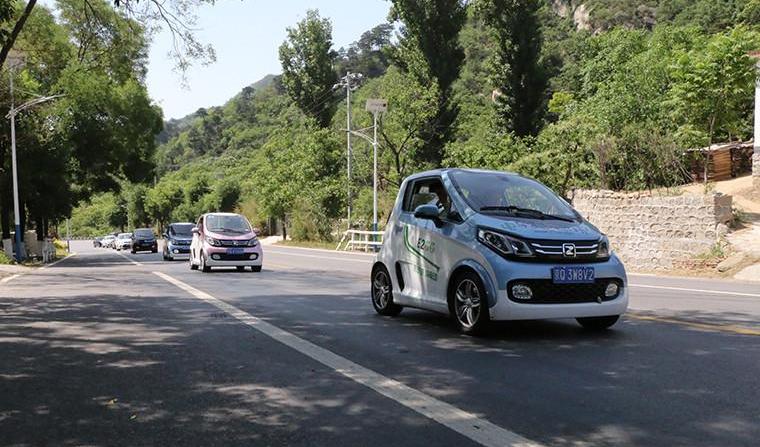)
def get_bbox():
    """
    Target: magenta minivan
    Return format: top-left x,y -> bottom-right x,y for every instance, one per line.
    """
189,212 -> 263,272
